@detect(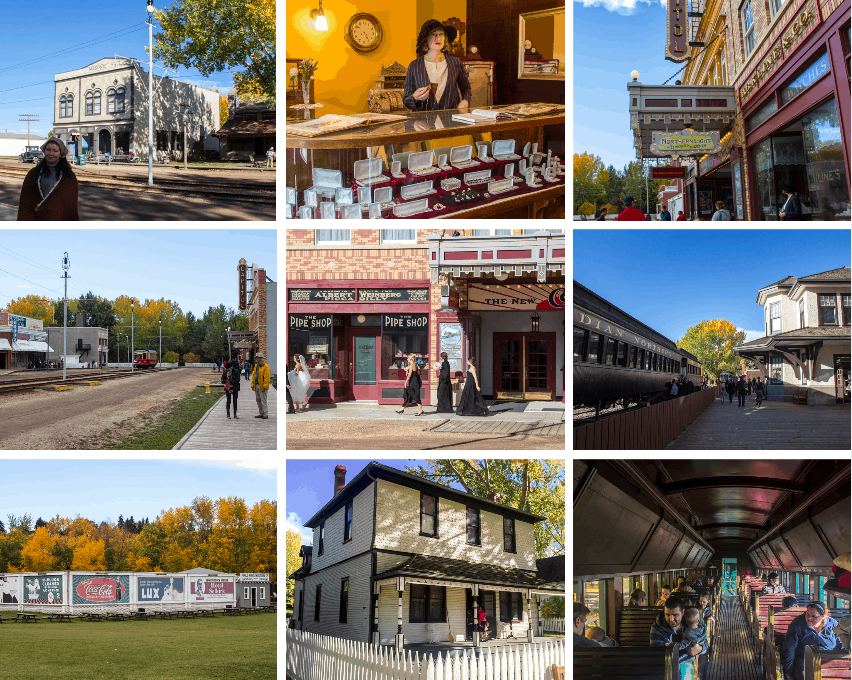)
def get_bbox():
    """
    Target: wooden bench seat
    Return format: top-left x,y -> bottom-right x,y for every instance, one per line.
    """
804,648 -> 851,680
574,644 -> 680,680
618,607 -> 663,646
747,582 -> 768,619
764,606 -> 808,680
752,594 -> 808,659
